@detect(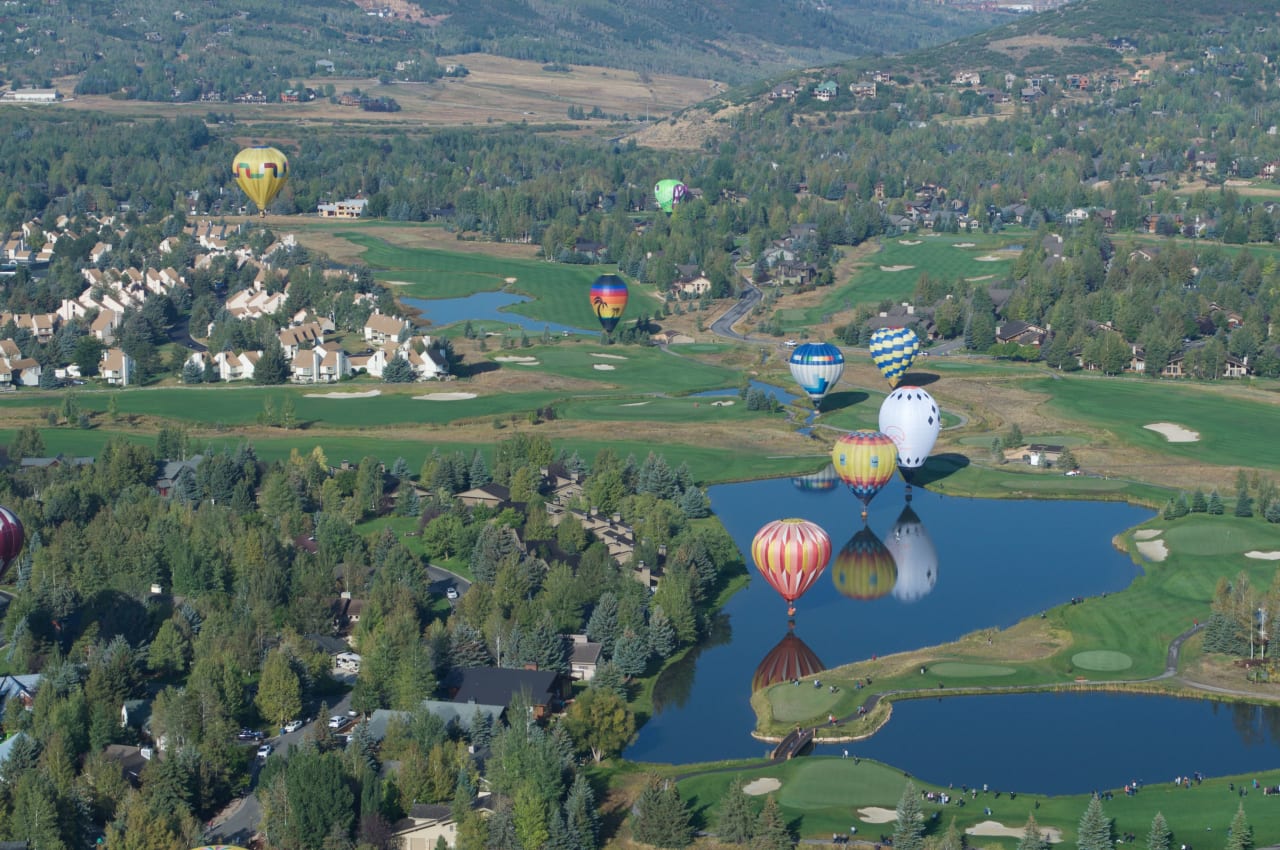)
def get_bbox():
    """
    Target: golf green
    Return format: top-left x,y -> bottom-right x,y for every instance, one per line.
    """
929,661 -> 1017,677
770,685 -> 843,722
1070,650 -> 1133,671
